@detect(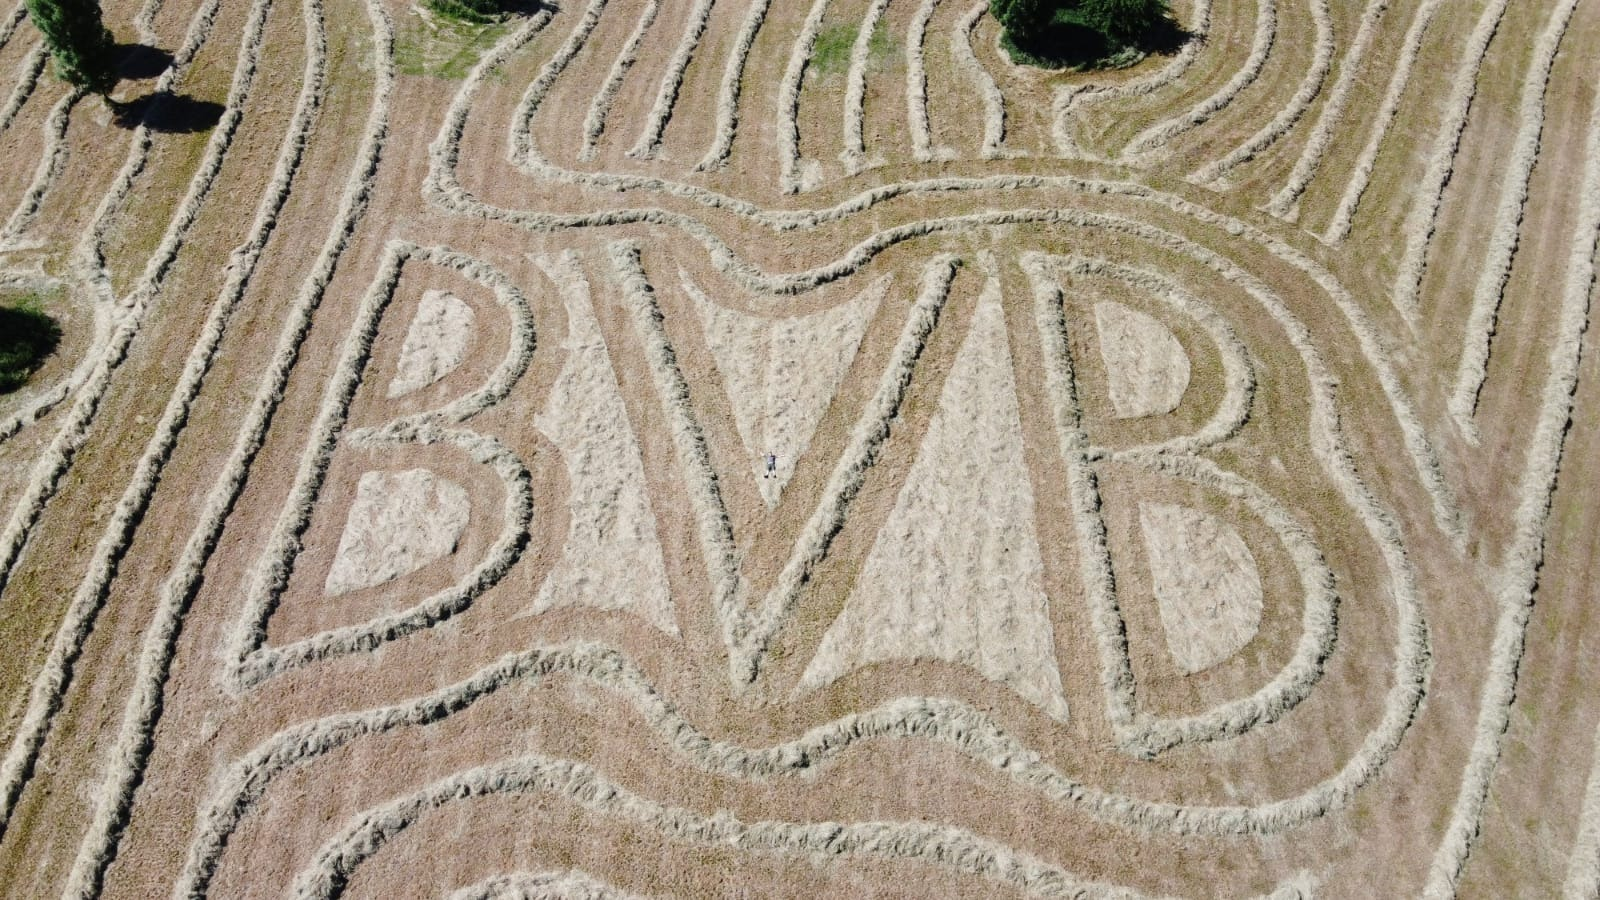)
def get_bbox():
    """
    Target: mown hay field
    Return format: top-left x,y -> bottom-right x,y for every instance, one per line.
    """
0,0 -> 1597,896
